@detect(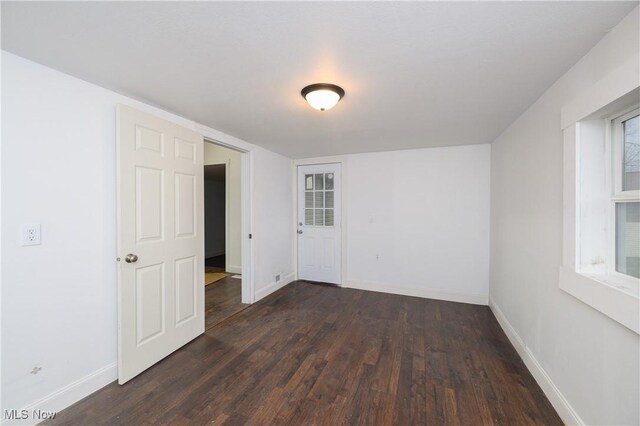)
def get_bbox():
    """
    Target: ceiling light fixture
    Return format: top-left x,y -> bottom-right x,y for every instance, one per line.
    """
301,83 -> 345,111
